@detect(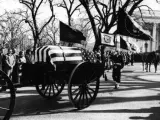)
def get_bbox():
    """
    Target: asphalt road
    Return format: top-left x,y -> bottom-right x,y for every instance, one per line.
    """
8,63 -> 160,120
